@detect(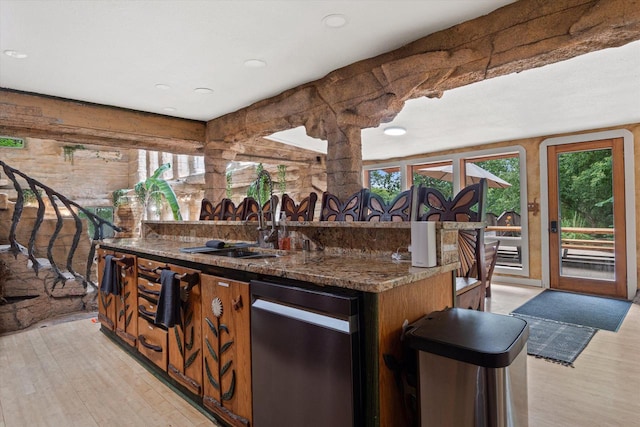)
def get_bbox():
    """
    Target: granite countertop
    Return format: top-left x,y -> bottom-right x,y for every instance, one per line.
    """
99,236 -> 457,293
